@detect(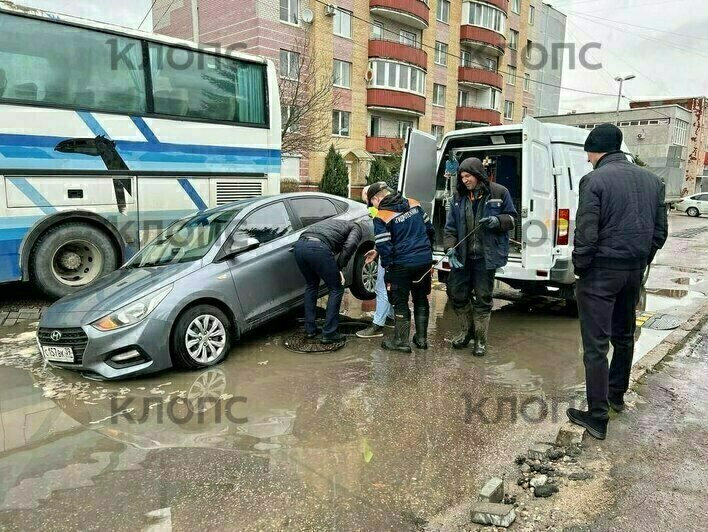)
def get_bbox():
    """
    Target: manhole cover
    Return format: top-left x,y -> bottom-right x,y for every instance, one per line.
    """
670,227 -> 708,239
643,314 -> 684,330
